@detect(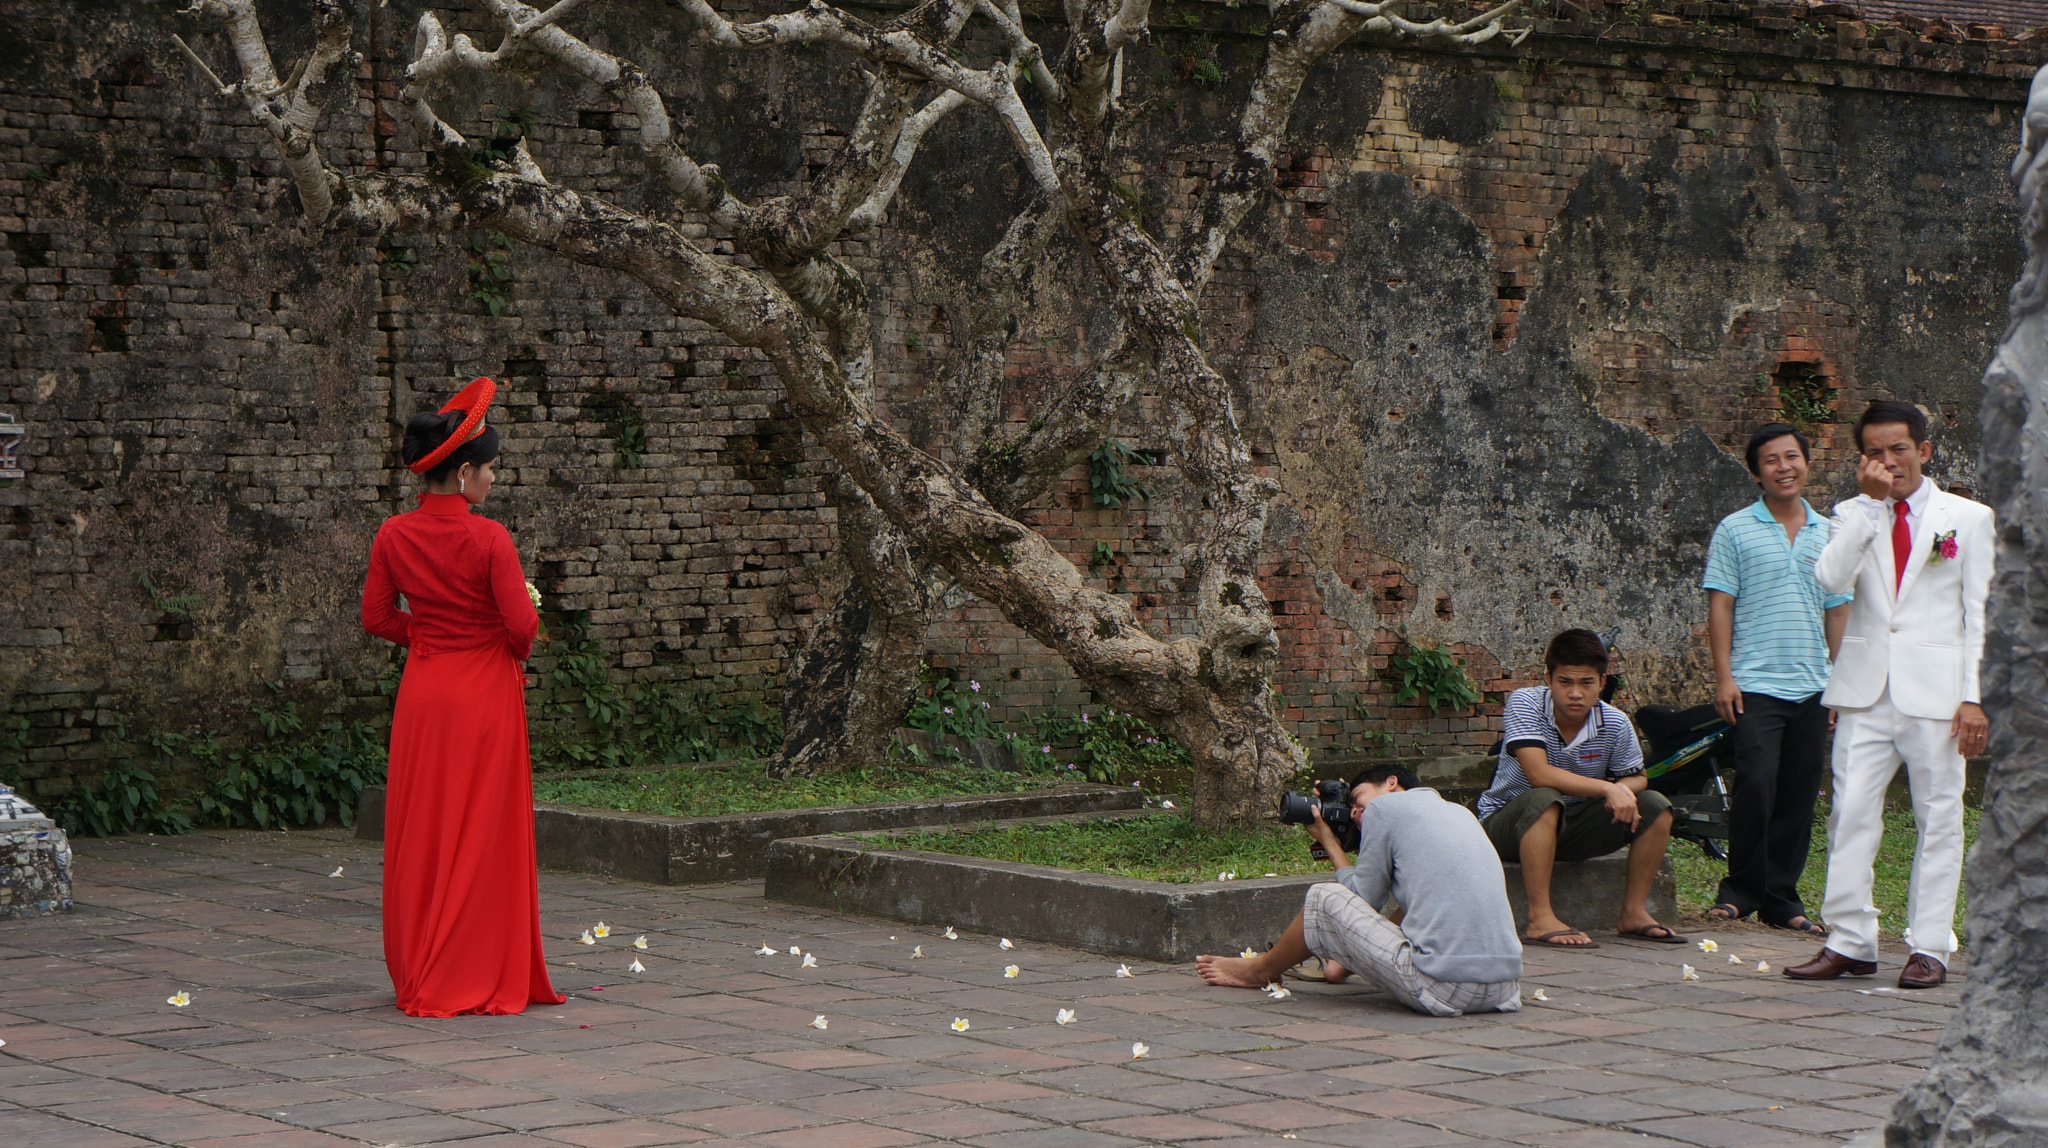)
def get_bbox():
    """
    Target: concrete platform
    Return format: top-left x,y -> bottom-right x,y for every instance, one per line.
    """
356,781 -> 1143,883
765,830 -> 1678,961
